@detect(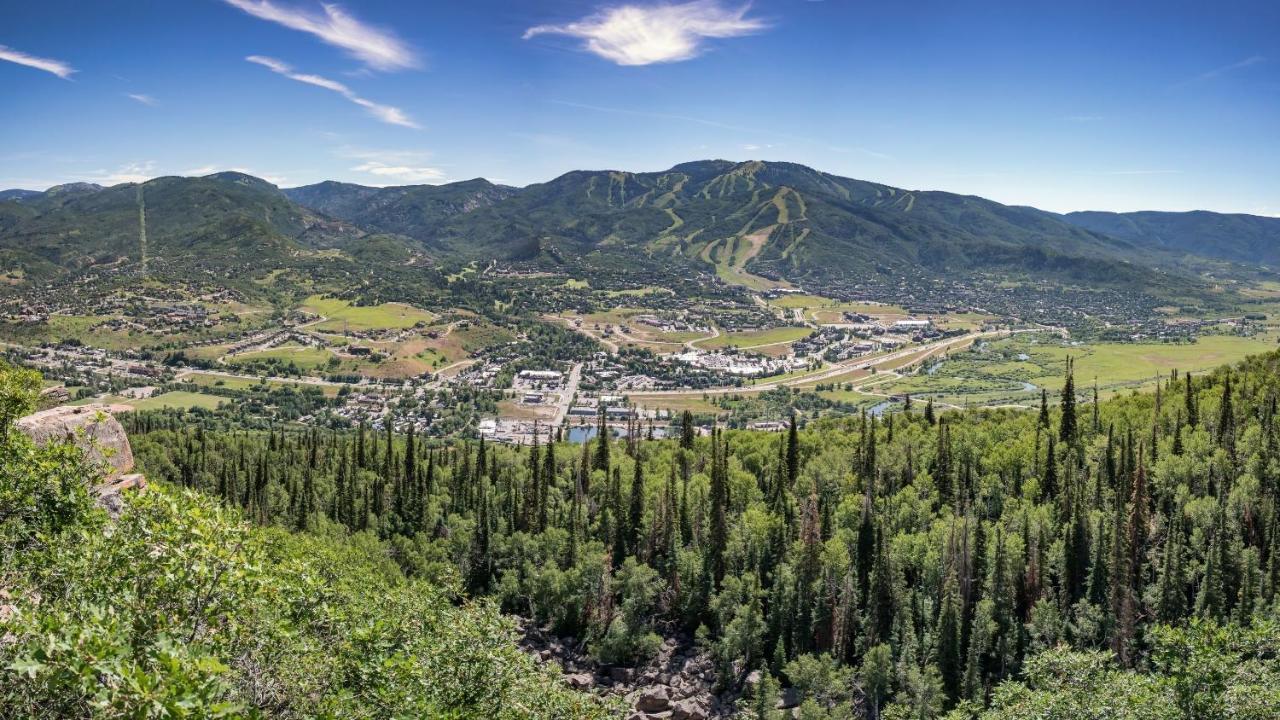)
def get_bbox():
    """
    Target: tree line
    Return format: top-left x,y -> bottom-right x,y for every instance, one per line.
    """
127,350 -> 1280,718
